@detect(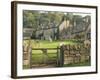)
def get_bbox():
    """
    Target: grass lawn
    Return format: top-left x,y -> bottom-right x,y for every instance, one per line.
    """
23,39 -> 80,48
